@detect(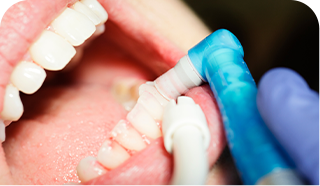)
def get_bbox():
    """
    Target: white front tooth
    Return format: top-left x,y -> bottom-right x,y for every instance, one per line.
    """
127,103 -> 161,139
51,8 -> 96,46
111,120 -> 146,151
10,61 -> 46,94
72,2 -> 101,25
29,30 -> 76,71
80,0 -> 108,24
0,119 -> 5,142
97,139 -> 130,169
76,156 -> 107,182
0,84 -> 23,121
137,91 -> 164,120
139,84 -> 169,107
